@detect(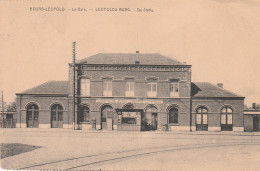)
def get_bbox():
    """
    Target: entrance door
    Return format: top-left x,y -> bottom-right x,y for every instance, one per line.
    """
101,105 -> 113,130
151,113 -> 158,130
51,104 -> 63,128
142,106 -> 158,131
253,116 -> 259,132
26,104 -> 39,128
107,118 -> 113,131
196,107 -> 208,131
